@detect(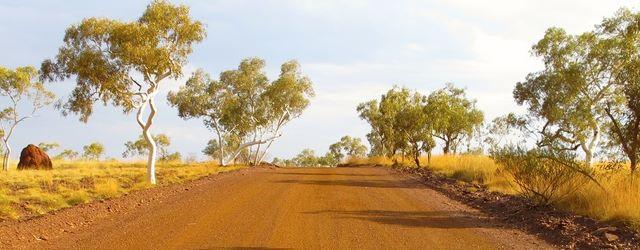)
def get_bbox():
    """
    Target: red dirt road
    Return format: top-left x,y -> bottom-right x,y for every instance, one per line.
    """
2,166 -> 552,249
